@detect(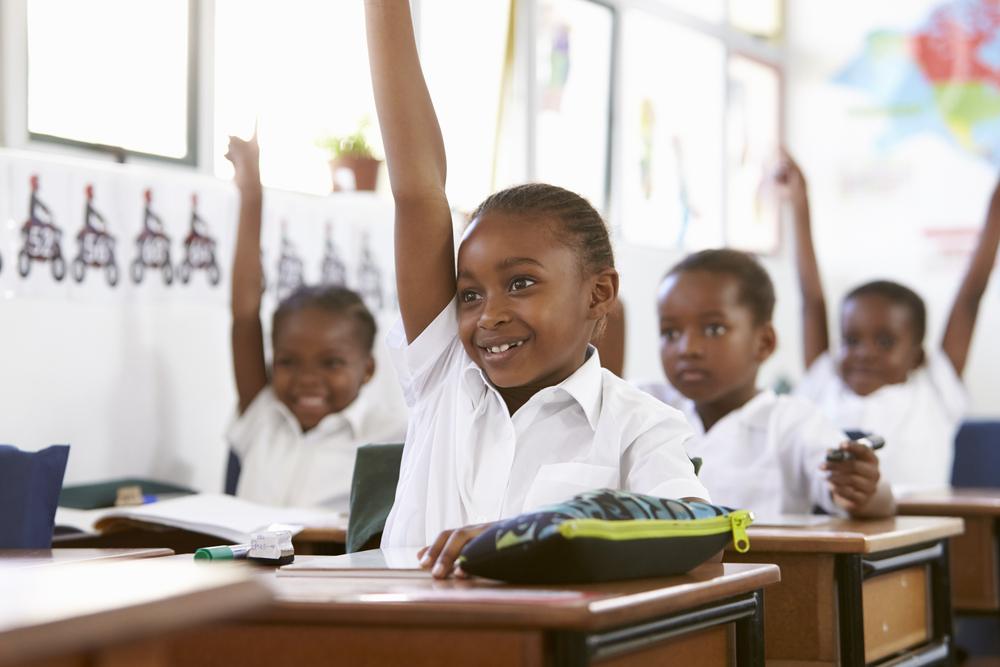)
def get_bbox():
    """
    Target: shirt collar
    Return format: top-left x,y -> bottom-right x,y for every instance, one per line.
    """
685,387 -> 776,435
461,345 -> 605,431
274,385 -> 369,439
